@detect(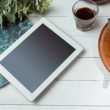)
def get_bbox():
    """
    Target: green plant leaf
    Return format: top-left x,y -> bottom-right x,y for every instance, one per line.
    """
6,14 -> 15,22
0,0 -> 52,26
11,0 -> 17,14
0,15 -> 2,26
17,11 -> 22,21
37,0 -> 51,14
